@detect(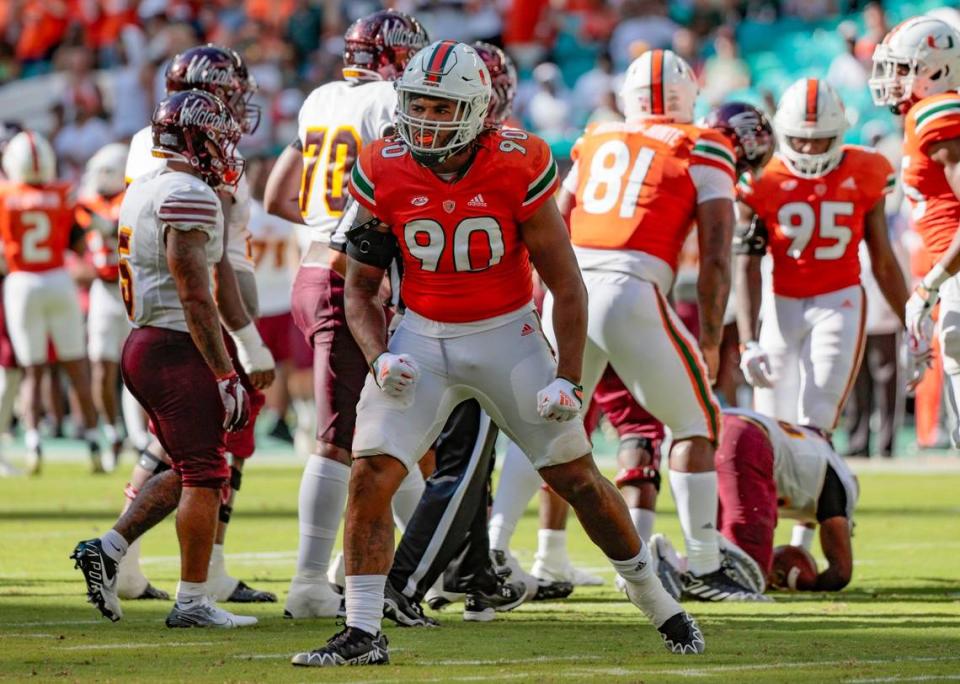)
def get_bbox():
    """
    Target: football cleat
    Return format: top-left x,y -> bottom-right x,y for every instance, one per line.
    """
532,558 -> 604,586
463,579 -> 527,622
657,612 -> 706,655
227,580 -> 277,603
291,627 -> 389,667
492,549 -> 572,601
26,447 -> 41,476
89,443 -> 106,474
70,539 -> 122,622
425,585 -> 464,611
718,537 -> 767,595
284,577 -> 344,618
651,535 -> 684,601
383,581 -> 438,627
165,597 -> 257,628
134,583 -> 169,600
682,569 -> 771,602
